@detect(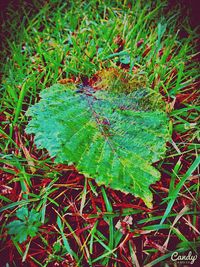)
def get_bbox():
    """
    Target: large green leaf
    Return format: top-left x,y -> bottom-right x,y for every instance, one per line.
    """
26,84 -> 170,207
